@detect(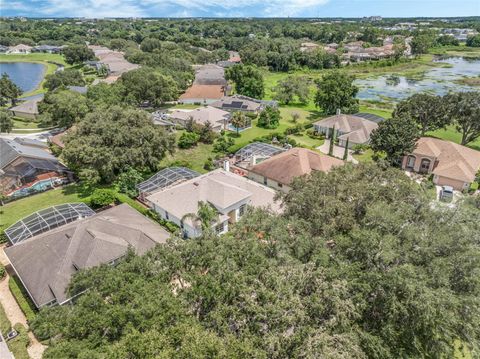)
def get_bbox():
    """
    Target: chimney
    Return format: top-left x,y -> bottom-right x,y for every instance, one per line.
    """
223,160 -> 230,172
336,108 -> 341,115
